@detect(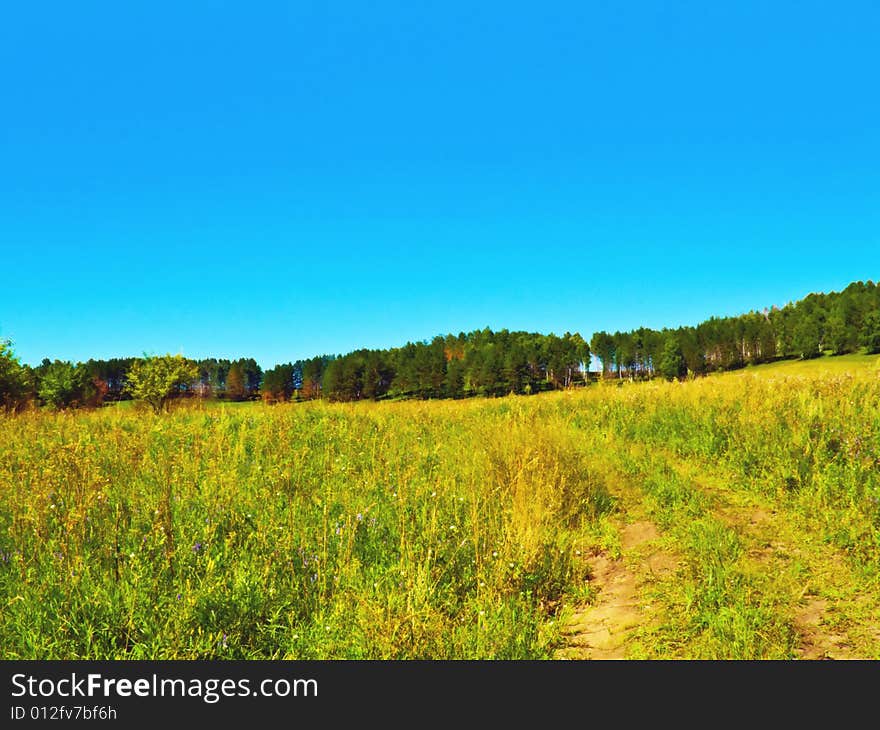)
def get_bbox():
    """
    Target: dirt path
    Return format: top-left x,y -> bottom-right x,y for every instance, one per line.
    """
557,446 -> 880,659
556,519 -> 678,659
650,451 -> 880,659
